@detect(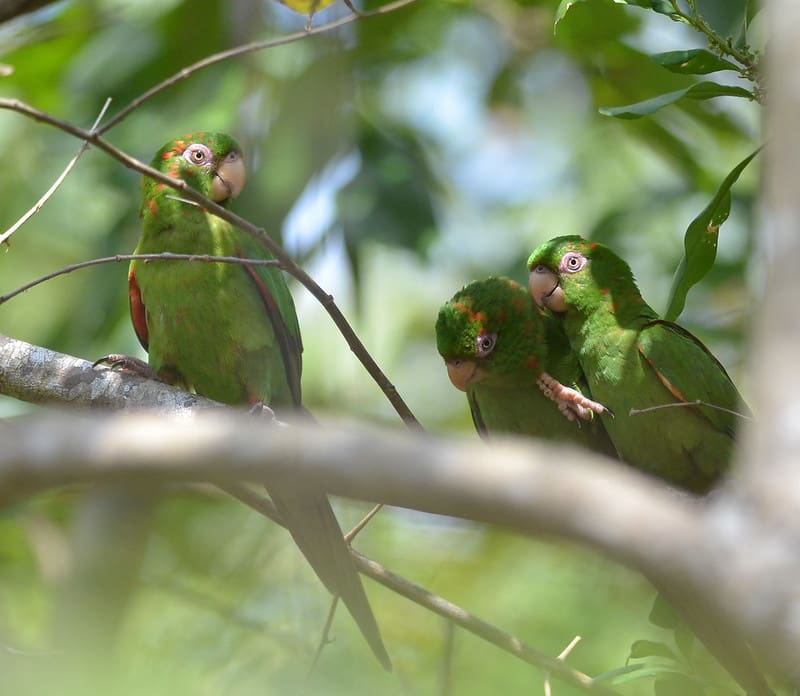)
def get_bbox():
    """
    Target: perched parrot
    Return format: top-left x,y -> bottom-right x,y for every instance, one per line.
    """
527,235 -> 750,494
117,131 -> 390,668
435,276 -> 616,456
